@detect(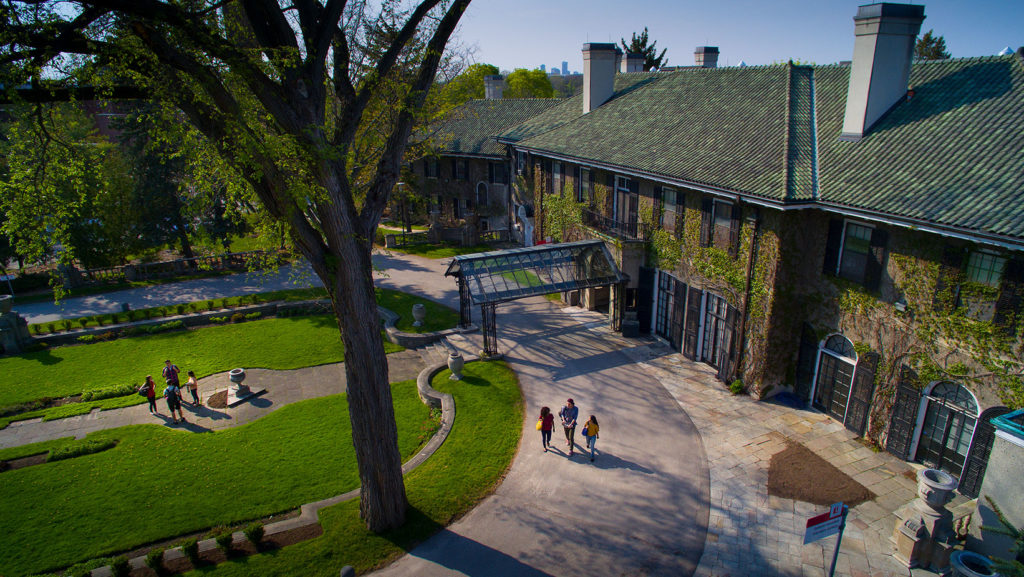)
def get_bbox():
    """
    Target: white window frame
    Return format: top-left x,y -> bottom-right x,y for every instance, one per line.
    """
552,162 -> 562,195
809,333 -> 859,424
835,219 -> 875,279
579,168 -> 591,203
